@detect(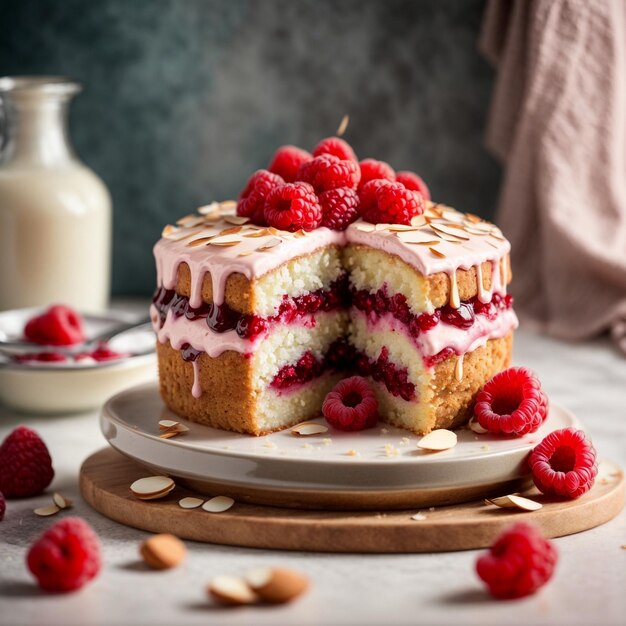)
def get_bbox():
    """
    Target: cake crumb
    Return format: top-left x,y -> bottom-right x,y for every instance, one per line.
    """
322,438 -> 333,445
429,507 -> 435,512
263,441 -> 277,449
346,449 -> 359,457
481,444 -> 491,451
384,444 -> 400,457
380,428 -> 389,435
399,437 -> 410,446
302,443 -> 313,449
411,513 -> 426,521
